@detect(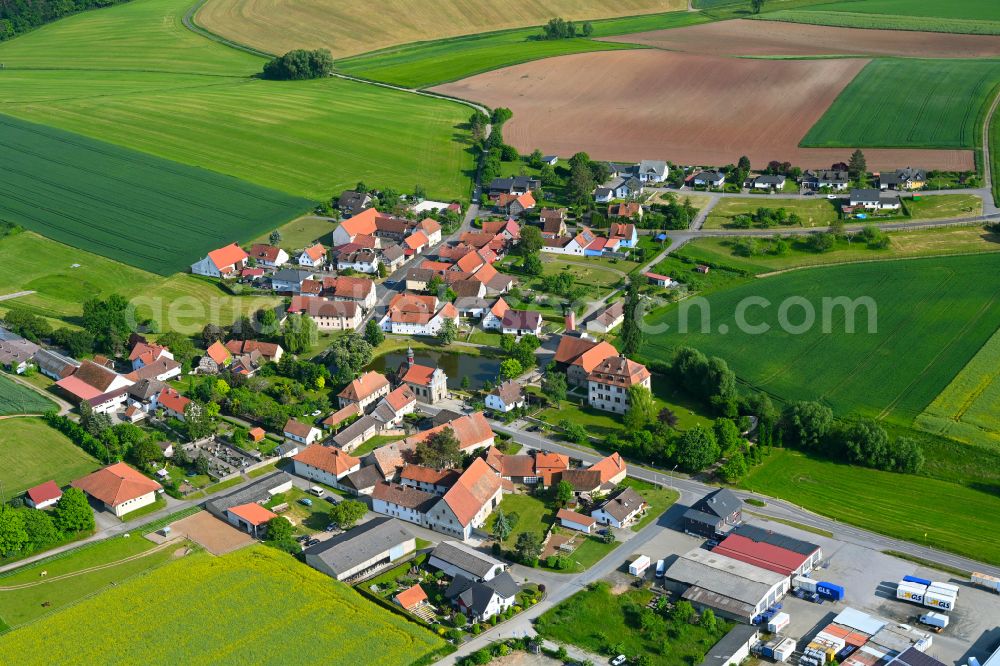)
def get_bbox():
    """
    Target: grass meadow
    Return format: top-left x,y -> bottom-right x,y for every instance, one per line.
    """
640,253 -> 1000,424
802,58 -> 1000,149
676,224 -> 1000,274
756,0 -> 1000,34
0,0 -> 476,202
0,114 -> 308,274
0,376 -> 56,416
702,198 -> 840,229
741,449 -> 1000,565
916,326 -> 1000,450
0,231 -> 283,333
336,11 -> 707,88
0,546 -> 447,664
0,417 -> 99,497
